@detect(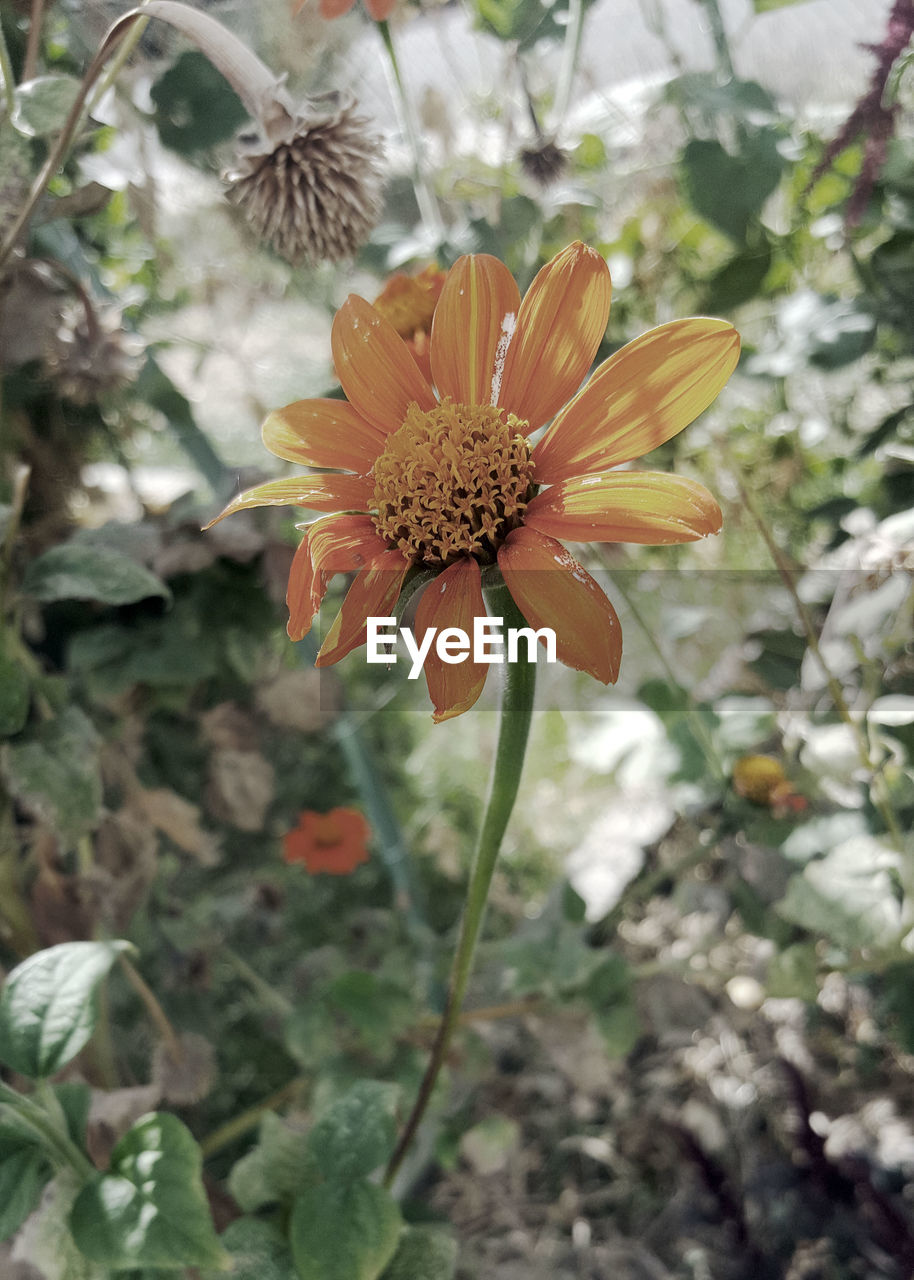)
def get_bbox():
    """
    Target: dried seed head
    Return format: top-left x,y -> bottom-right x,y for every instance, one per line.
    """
44,301 -> 144,404
225,97 -> 384,265
519,137 -> 568,188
